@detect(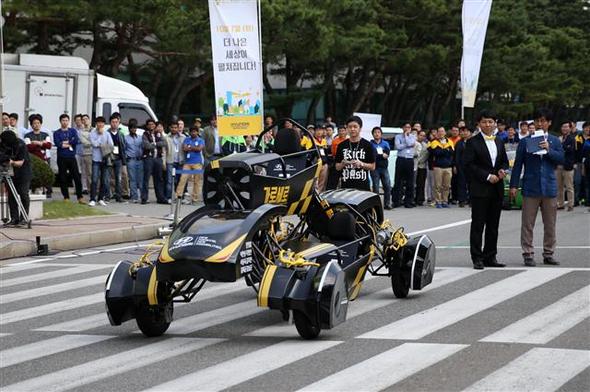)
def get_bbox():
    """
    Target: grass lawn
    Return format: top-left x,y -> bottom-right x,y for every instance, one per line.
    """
43,200 -> 111,220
